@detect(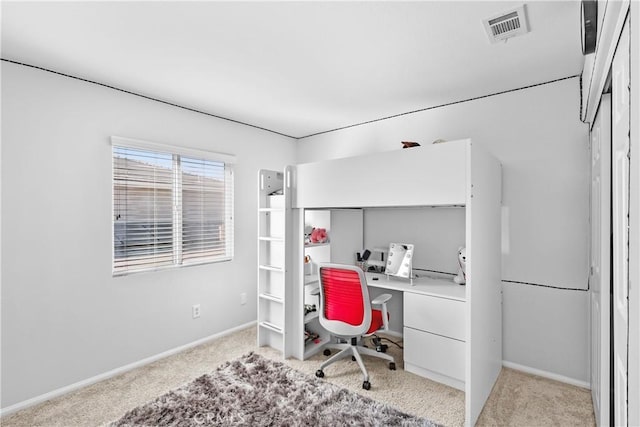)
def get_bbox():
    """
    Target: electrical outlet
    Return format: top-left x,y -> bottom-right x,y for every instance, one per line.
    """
192,304 -> 201,318
240,292 -> 247,305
